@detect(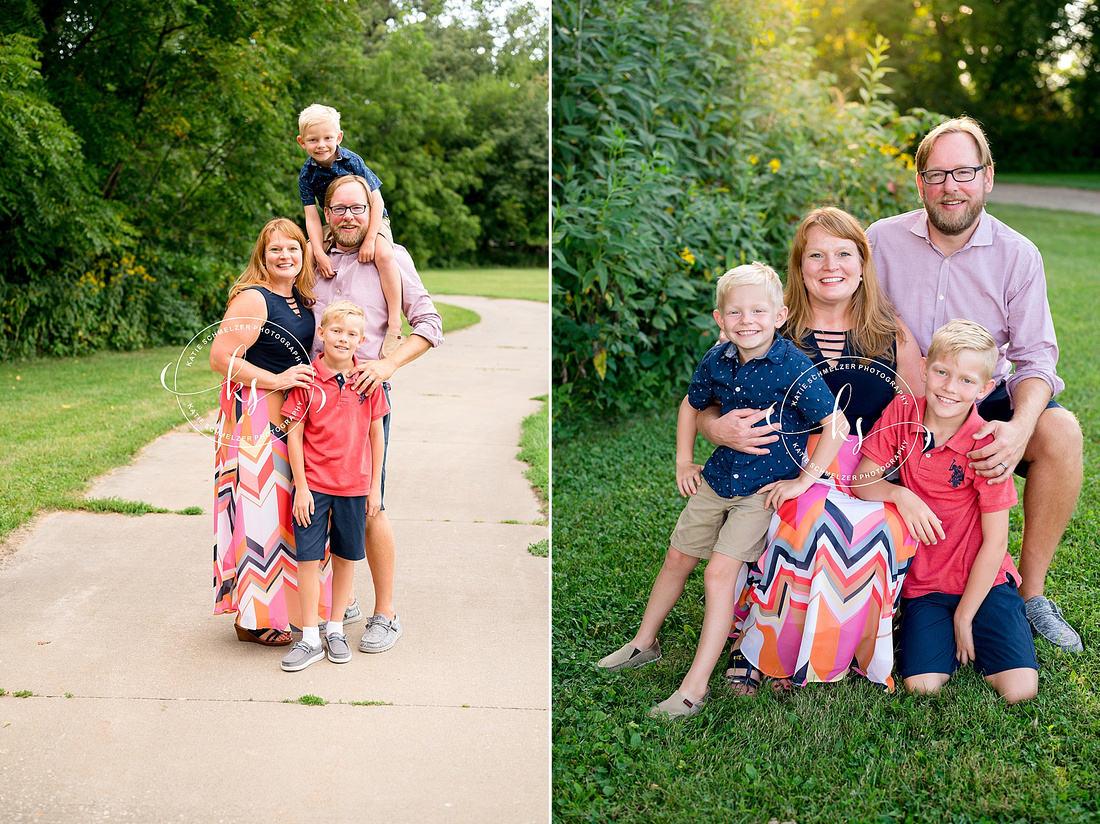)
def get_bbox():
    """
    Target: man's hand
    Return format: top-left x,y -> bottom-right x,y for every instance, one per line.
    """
314,248 -> 335,279
895,488 -> 945,545
698,406 -> 781,454
967,418 -> 1030,484
676,460 -> 703,497
358,235 -> 377,264
349,358 -> 396,396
